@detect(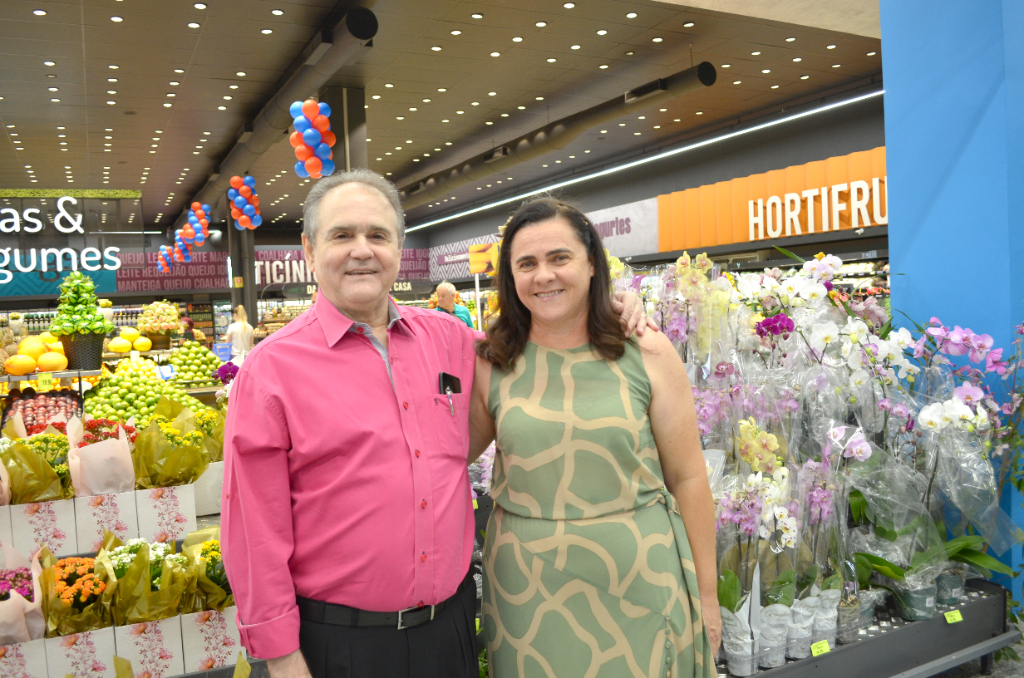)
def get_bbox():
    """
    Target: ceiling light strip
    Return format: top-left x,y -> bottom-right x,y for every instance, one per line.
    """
407,89 -> 884,233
